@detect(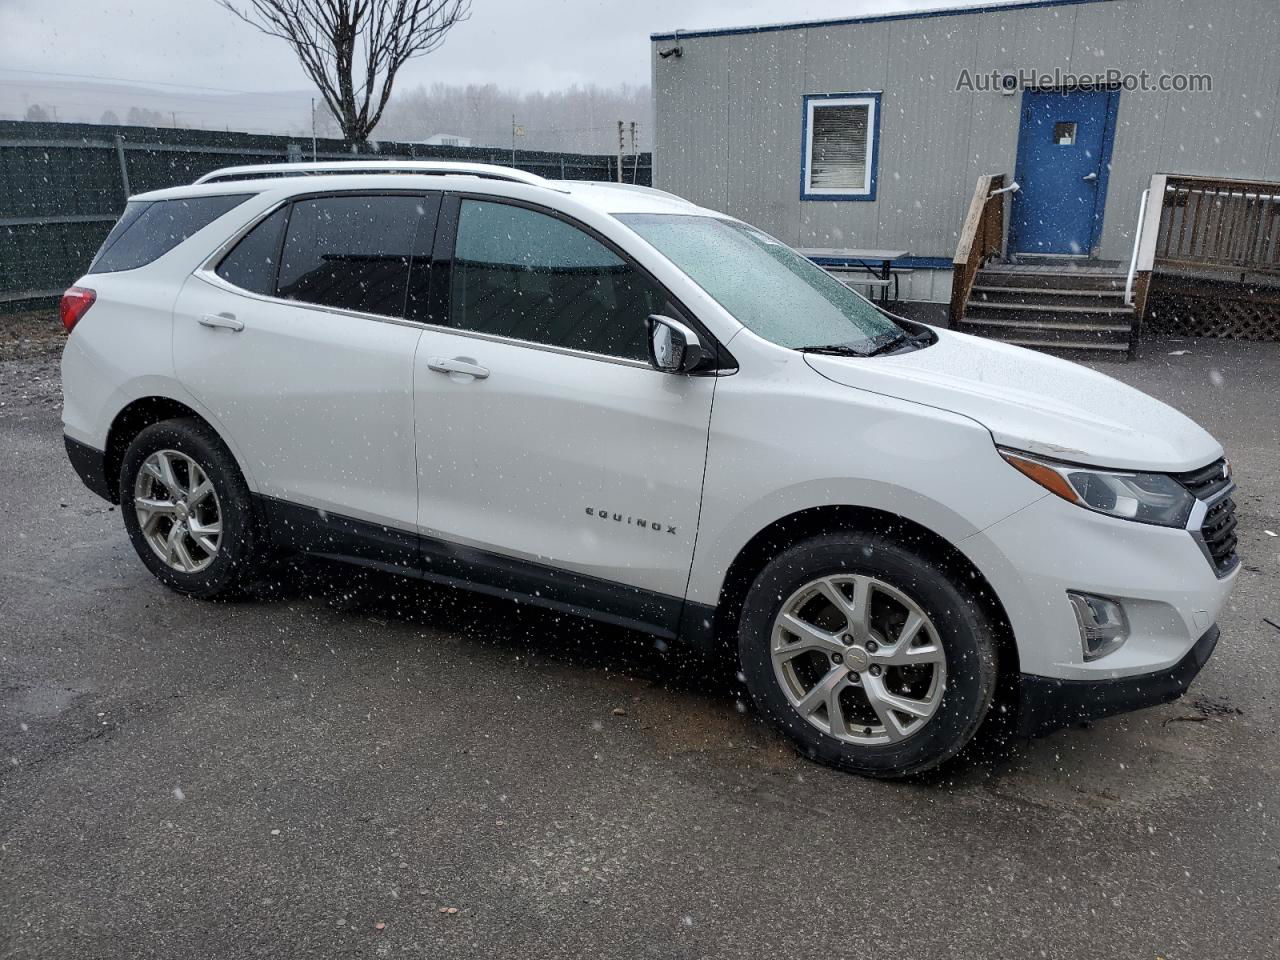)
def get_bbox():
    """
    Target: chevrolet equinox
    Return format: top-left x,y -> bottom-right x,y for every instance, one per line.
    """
60,161 -> 1238,778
